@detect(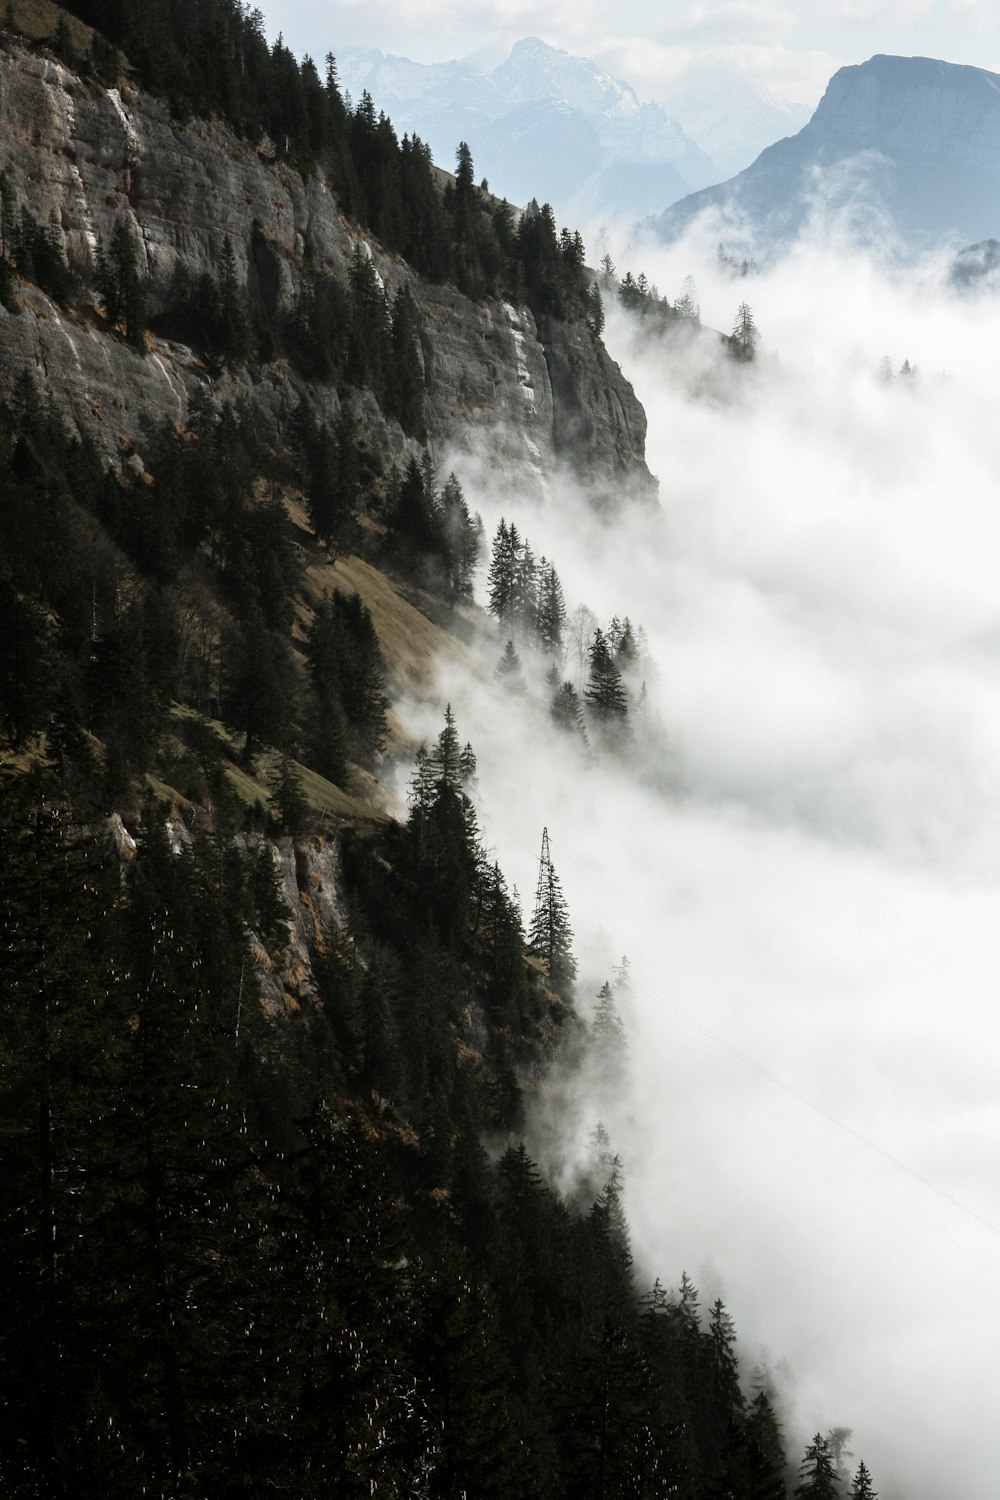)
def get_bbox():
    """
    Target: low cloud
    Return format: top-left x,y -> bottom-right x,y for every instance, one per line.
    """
398,222 -> 1000,1499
